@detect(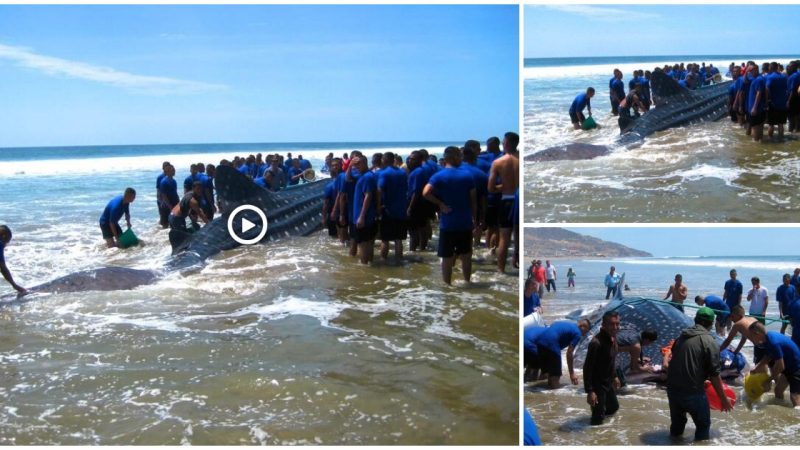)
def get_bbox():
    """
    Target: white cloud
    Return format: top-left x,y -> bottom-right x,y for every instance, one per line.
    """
537,5 -> 660,22
0,43 -> 227,94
